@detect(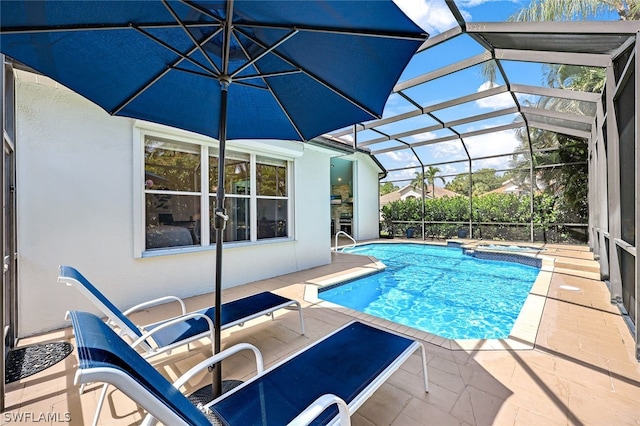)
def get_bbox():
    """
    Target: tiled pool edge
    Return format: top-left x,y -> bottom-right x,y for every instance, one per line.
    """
304,247 -> 556,352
